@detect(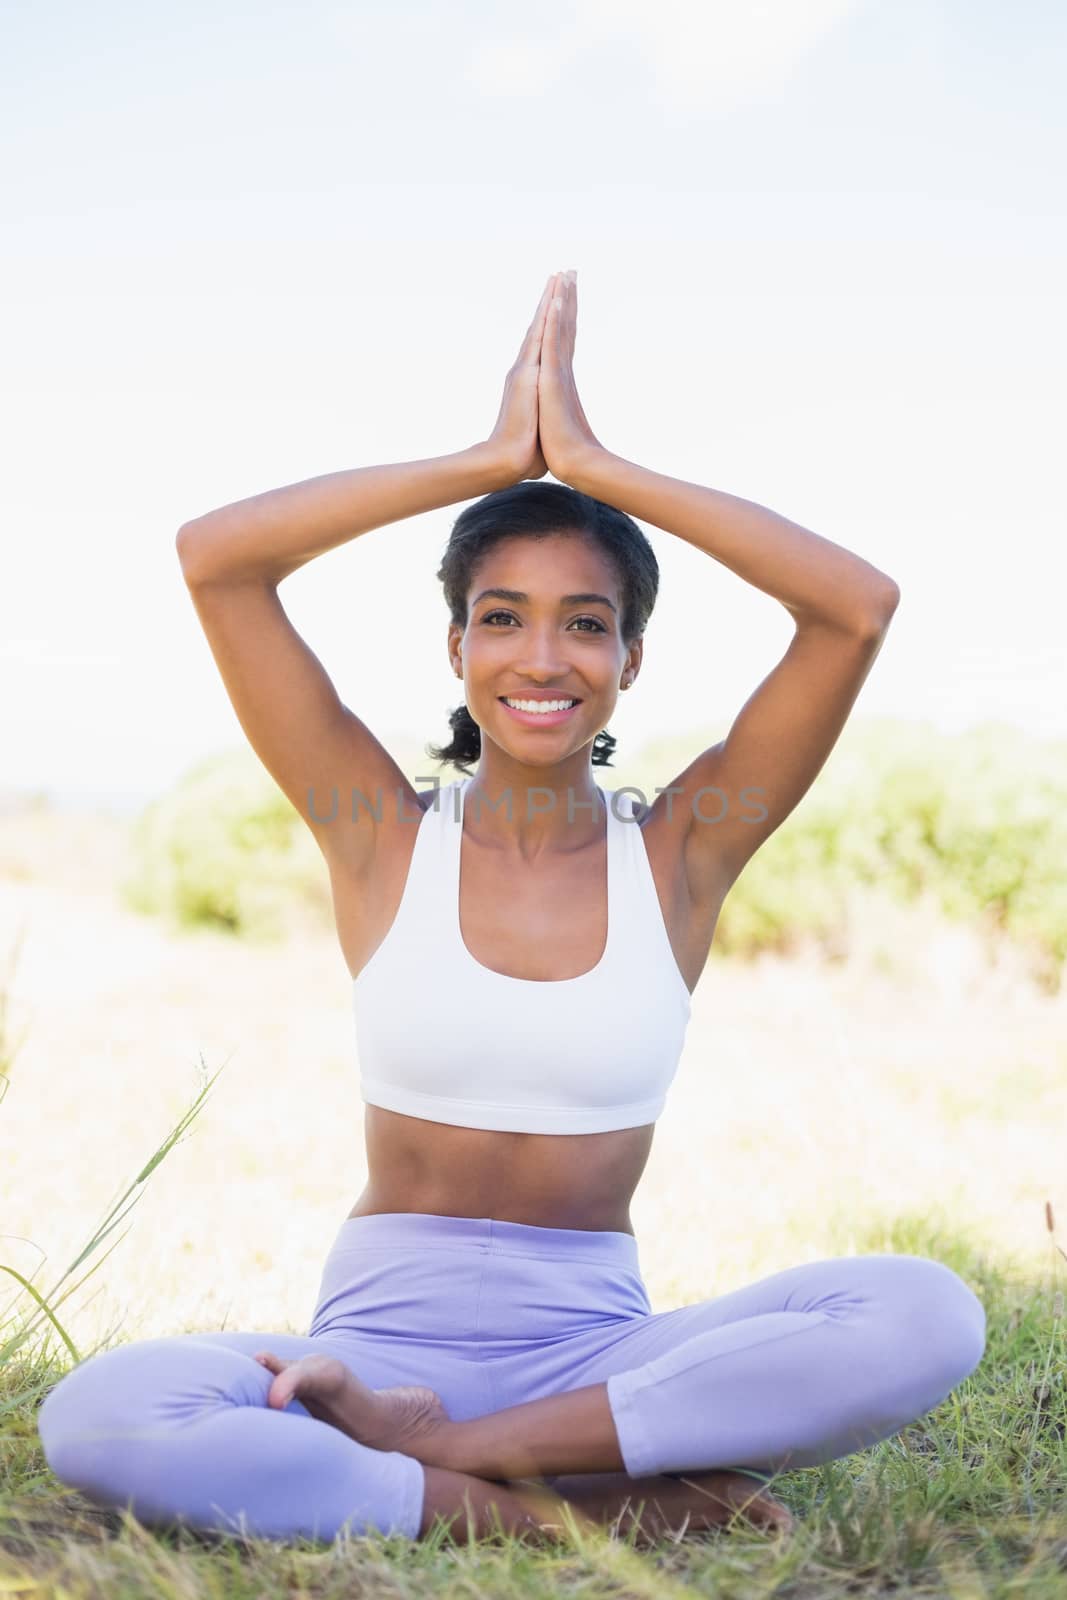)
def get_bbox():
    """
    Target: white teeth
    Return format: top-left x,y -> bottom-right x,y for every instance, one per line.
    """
503,698 -> 577,714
